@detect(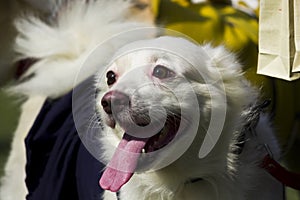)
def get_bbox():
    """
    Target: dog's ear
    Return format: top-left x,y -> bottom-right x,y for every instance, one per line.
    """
196,45 -> 259,158
180,43 -> 244,85
202,45 -> 257,101
202,44 -> 259,113
203,45 -> 244,81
